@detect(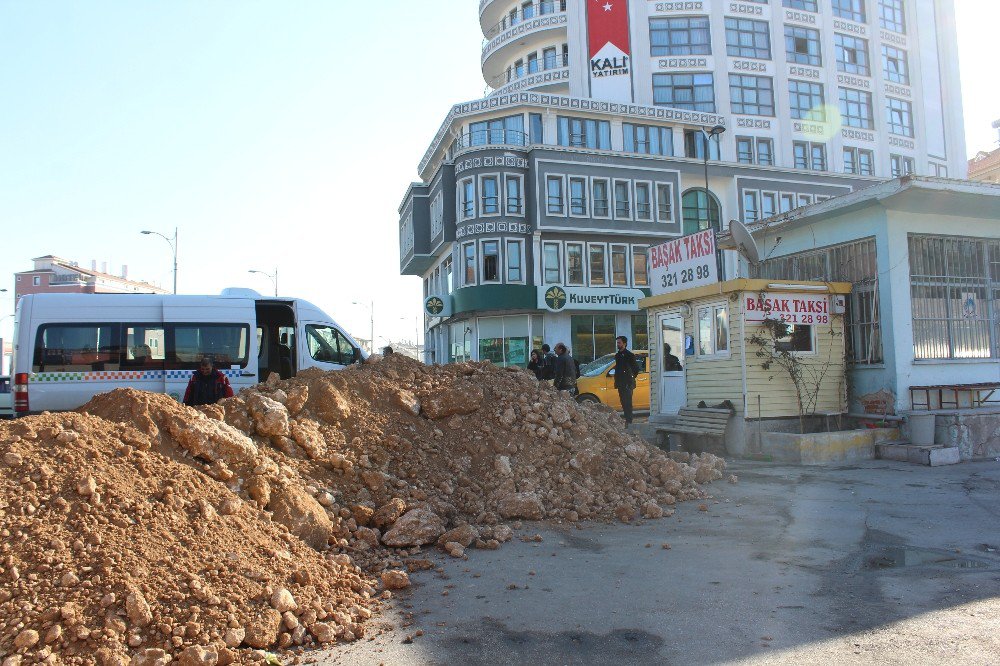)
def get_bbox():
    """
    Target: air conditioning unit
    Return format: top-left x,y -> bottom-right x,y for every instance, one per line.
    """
830,294 -> 847,314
